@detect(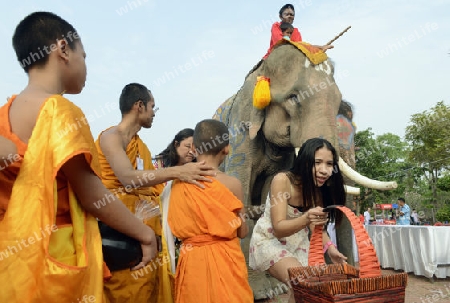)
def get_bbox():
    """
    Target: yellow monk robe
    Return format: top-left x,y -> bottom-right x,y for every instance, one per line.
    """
168,179 -> 254,303
0,95 -> 104,303
95,133 -> 173,303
